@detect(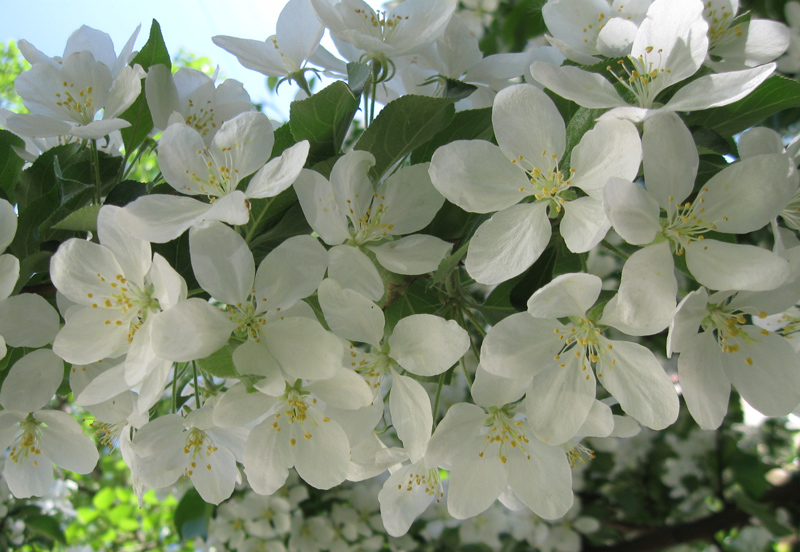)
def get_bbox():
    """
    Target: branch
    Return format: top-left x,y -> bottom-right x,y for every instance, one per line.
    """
581,475 -> 800,552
